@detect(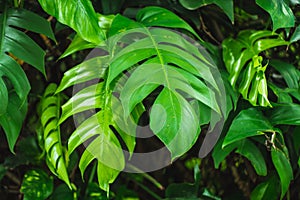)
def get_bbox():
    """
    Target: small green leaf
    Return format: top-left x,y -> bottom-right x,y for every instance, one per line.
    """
256,0 -> 295,30
223,108 -> 273,147
271,147 -> 293,199
21,169 -> 54,200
